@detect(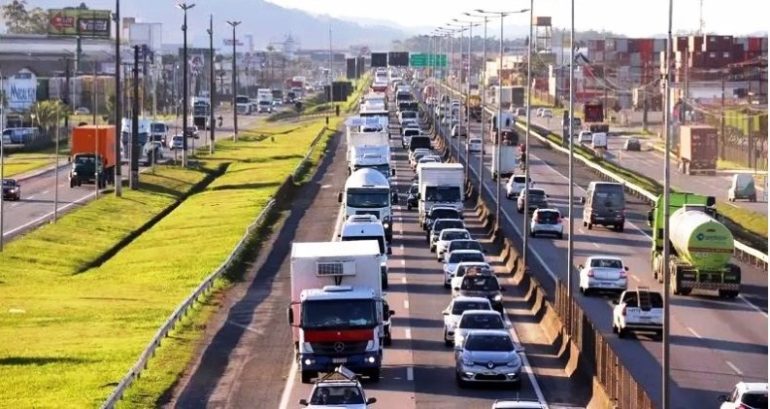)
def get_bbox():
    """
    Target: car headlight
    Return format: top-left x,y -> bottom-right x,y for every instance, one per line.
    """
493,294 -> 503,302
507,358 -> 521,369
462,355 -> 474,366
